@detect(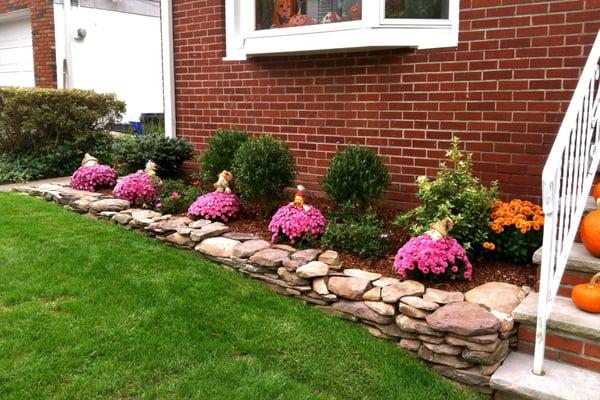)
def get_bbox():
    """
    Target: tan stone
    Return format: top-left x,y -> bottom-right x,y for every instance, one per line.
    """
381,281 -> 425,303
328,276 -> 372,300
277,268 -> 310,286
418,346 -> 473,369
426,302 -> 500,336
312,277 -> 329,295
418,334 -> 446,344
401,296 -> 440,311
399,339 -> 422,352
465,282 -> 526,315
367,326 -> 392,340
290,249 -> 322,264
433,366 -> 491,387
423,288 -> 464,304
332,300 -> 394,324
165,232 -> 193,247
447,333 -> 499,345
248,248 -> 290,268
374,323 -> 404,338
461,340 -> 510,366
396,315 -> 445,337
446,335 -> 502,352
365,301 -> 396,316
399,303 -> 430,319
343,269 -> 382,281
373,277 -> 401,287
362,287 -> 382,301
232,240 -> 271,258
195,237 -> 241,258
296,261 -> 330,278
318,250 -> 340,266
423,342 -> 463,356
